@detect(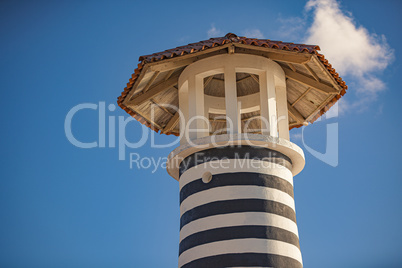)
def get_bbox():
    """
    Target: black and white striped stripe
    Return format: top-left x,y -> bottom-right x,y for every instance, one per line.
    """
178,146 -> 302,268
